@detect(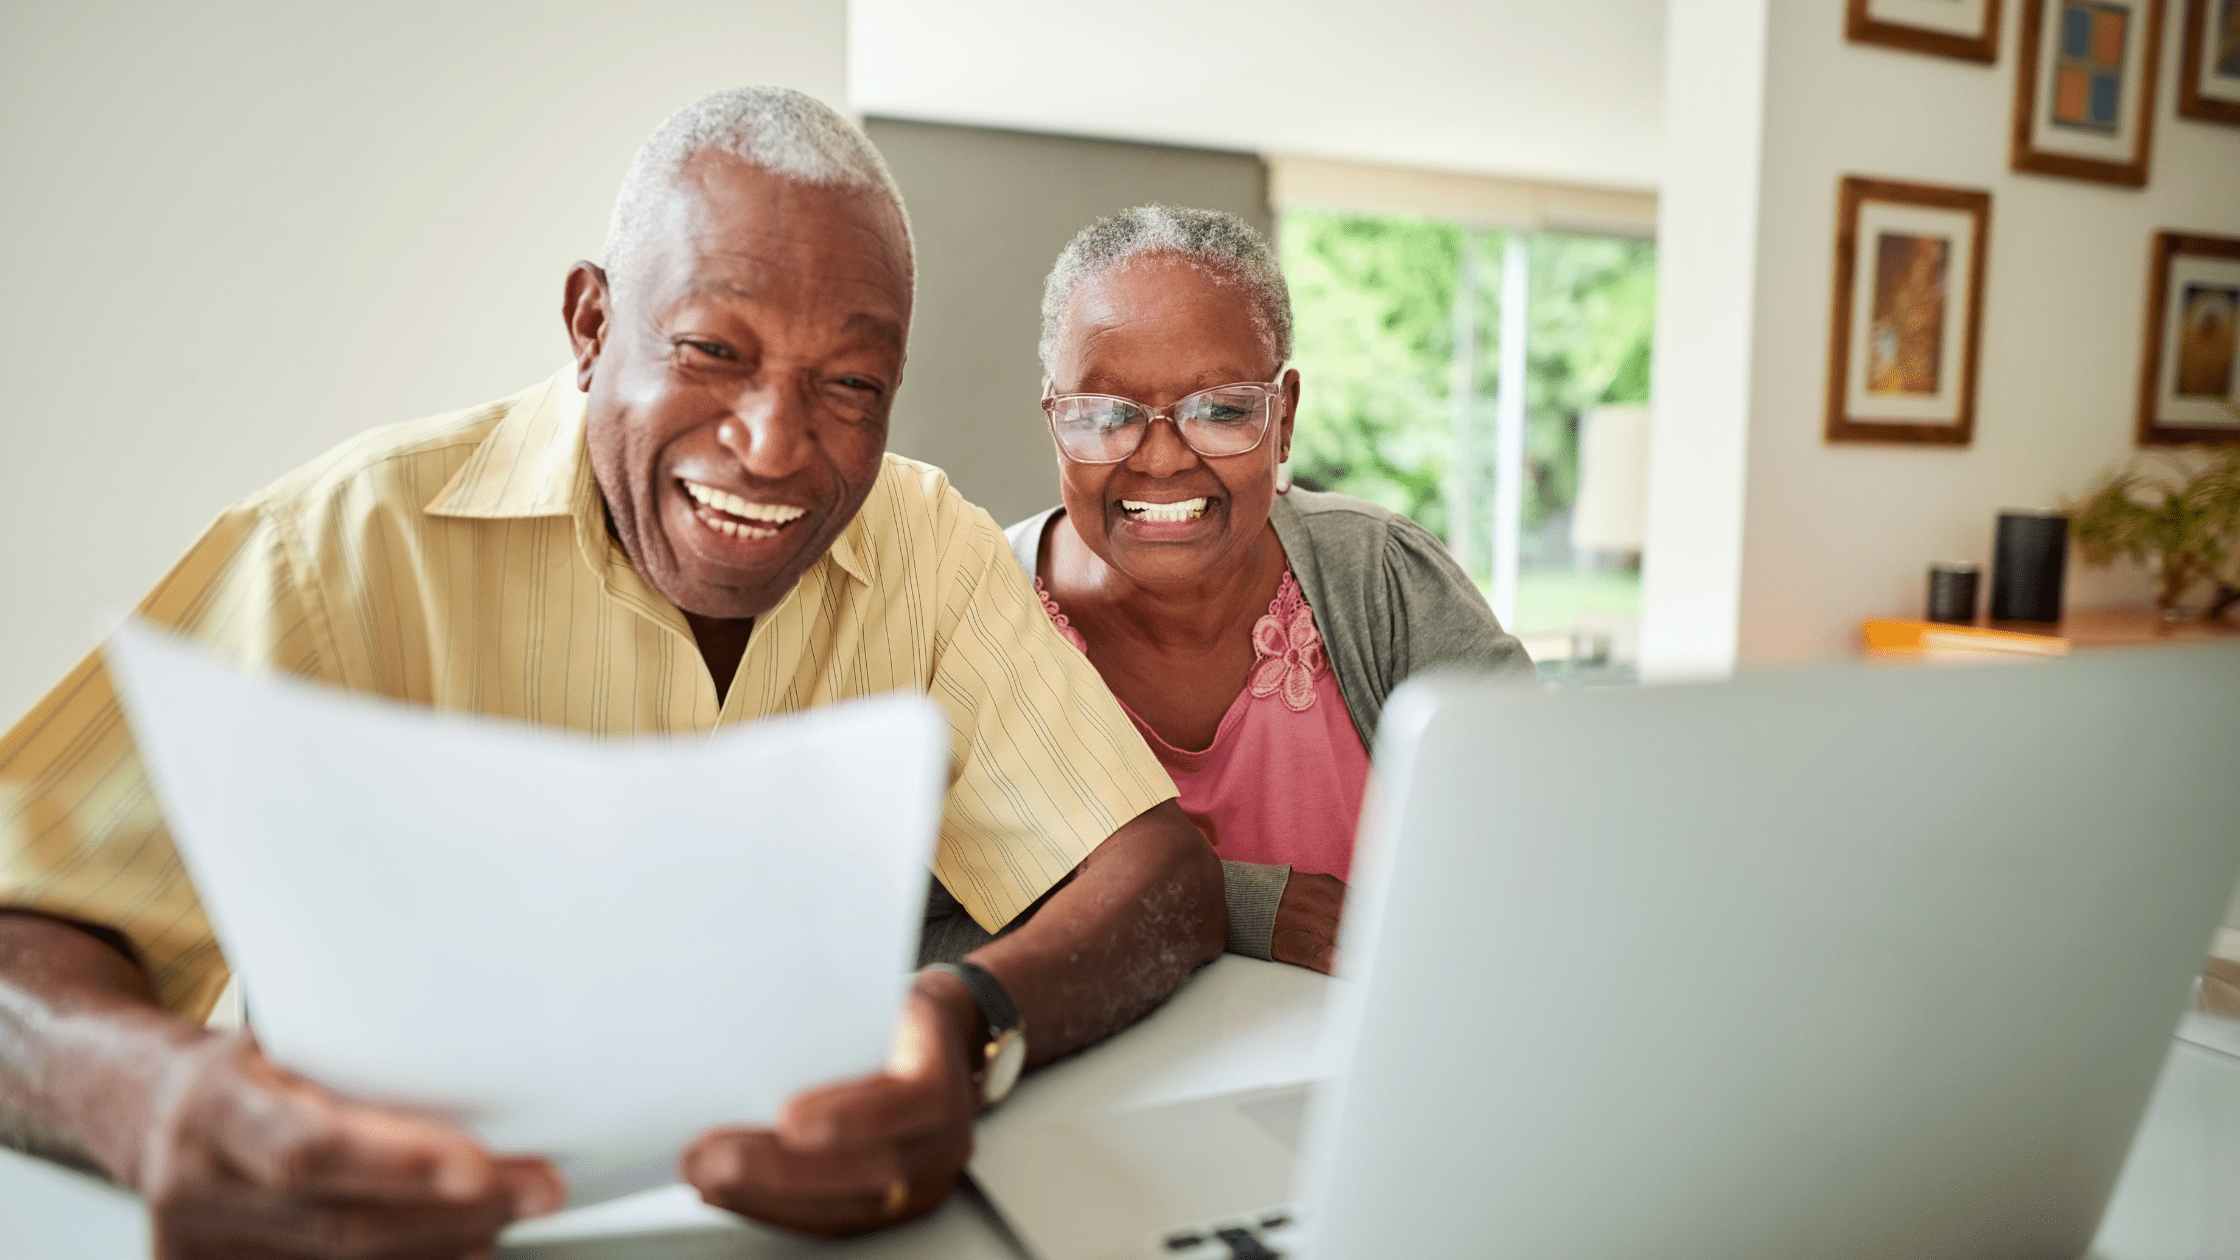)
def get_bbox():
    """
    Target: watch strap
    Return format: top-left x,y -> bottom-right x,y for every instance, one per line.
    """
929,960 -> 1020,1035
